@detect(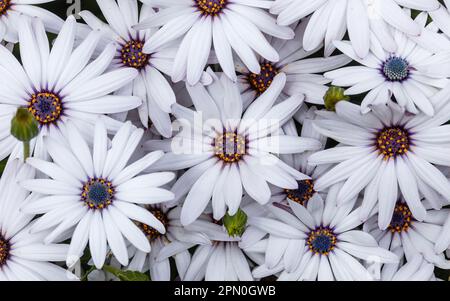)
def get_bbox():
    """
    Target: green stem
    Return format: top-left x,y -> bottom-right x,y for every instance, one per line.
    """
23,141 -> 30,161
